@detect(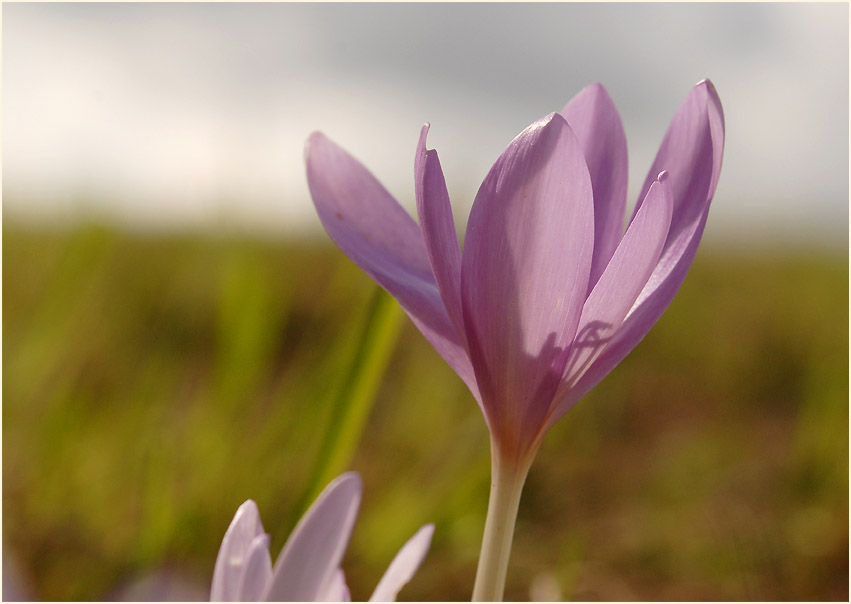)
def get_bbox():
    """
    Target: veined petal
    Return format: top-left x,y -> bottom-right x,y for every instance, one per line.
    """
211,500 -> 267,602
570,80 -> 725,405
545,172 -> 673,428
306,133 -> 480,401
263,473 -> 361,601
237,534 -> 273,601
561,83 -> 628,291
461,113 -> 594,452
415,124 -> 465,342
369,524 -> 434,602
